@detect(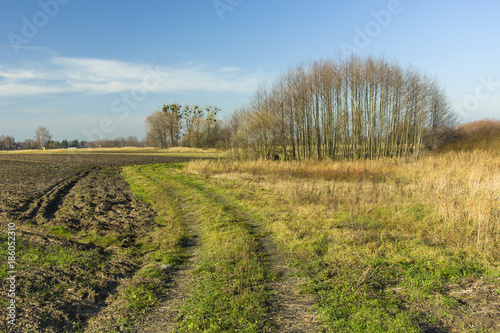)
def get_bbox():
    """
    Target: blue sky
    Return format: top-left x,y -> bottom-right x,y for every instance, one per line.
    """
1,0 -> 499,141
